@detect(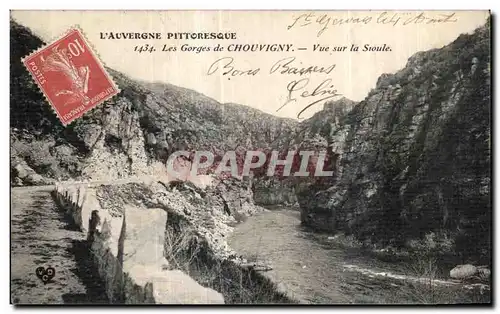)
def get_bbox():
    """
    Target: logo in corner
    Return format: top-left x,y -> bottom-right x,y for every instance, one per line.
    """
35,266 -> 56,284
